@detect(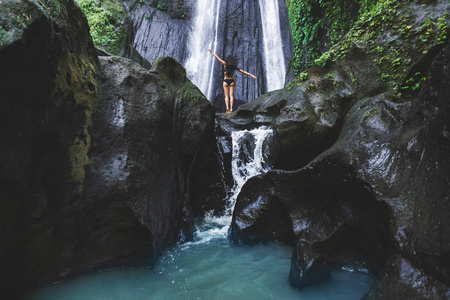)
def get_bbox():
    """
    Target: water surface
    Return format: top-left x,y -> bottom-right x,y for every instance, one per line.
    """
28,216 -> 373,300
28,127 -> 373,299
